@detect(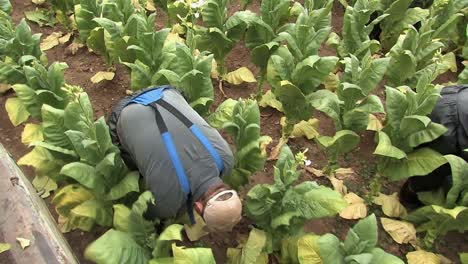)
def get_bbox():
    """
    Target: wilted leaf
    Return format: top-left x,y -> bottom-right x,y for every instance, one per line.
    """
291,119 -> 320,140
32,176 -> 57,198
305,167 -> 325,177
0,243 -> 11,254
91,72 -> 115,83
146,1 -> 156,11
367,114 -> 383,131
32,0 -> 46,4
16,238 -> 30,249
407,250 -> 442,264
373,193 -> 407,218
59,33 -> 72,44
25,9 -> 56,27
381,218 -> 417,245
6,97 -> 30,126
41,32 -> 62,51
184,212 -> 209,242
259,90 -> 283,112
67,42 -> 84,55
339,192 -> 367,219
334,168 -> 354,178
22,123 -> 43,145
0,83 -> 10,93
268,137 -> 287,161
330,176 -> 347,196
225,67 -> 256,85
